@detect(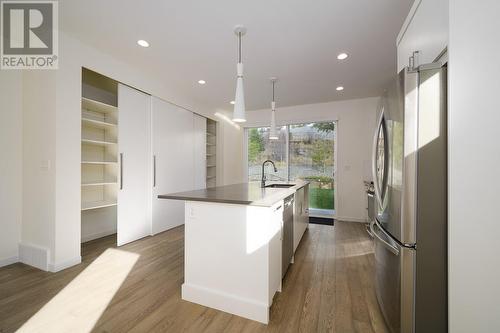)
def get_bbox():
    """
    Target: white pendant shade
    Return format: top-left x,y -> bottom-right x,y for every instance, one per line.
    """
270,102 -> 278,139
233,62 -> 246,122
